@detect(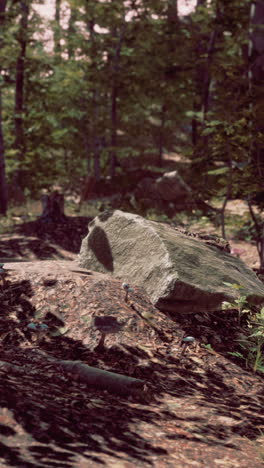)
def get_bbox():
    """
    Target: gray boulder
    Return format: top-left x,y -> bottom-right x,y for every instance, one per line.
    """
134,170 -> 192,212
155,170 -> 192,202
78,210 -> 264,314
